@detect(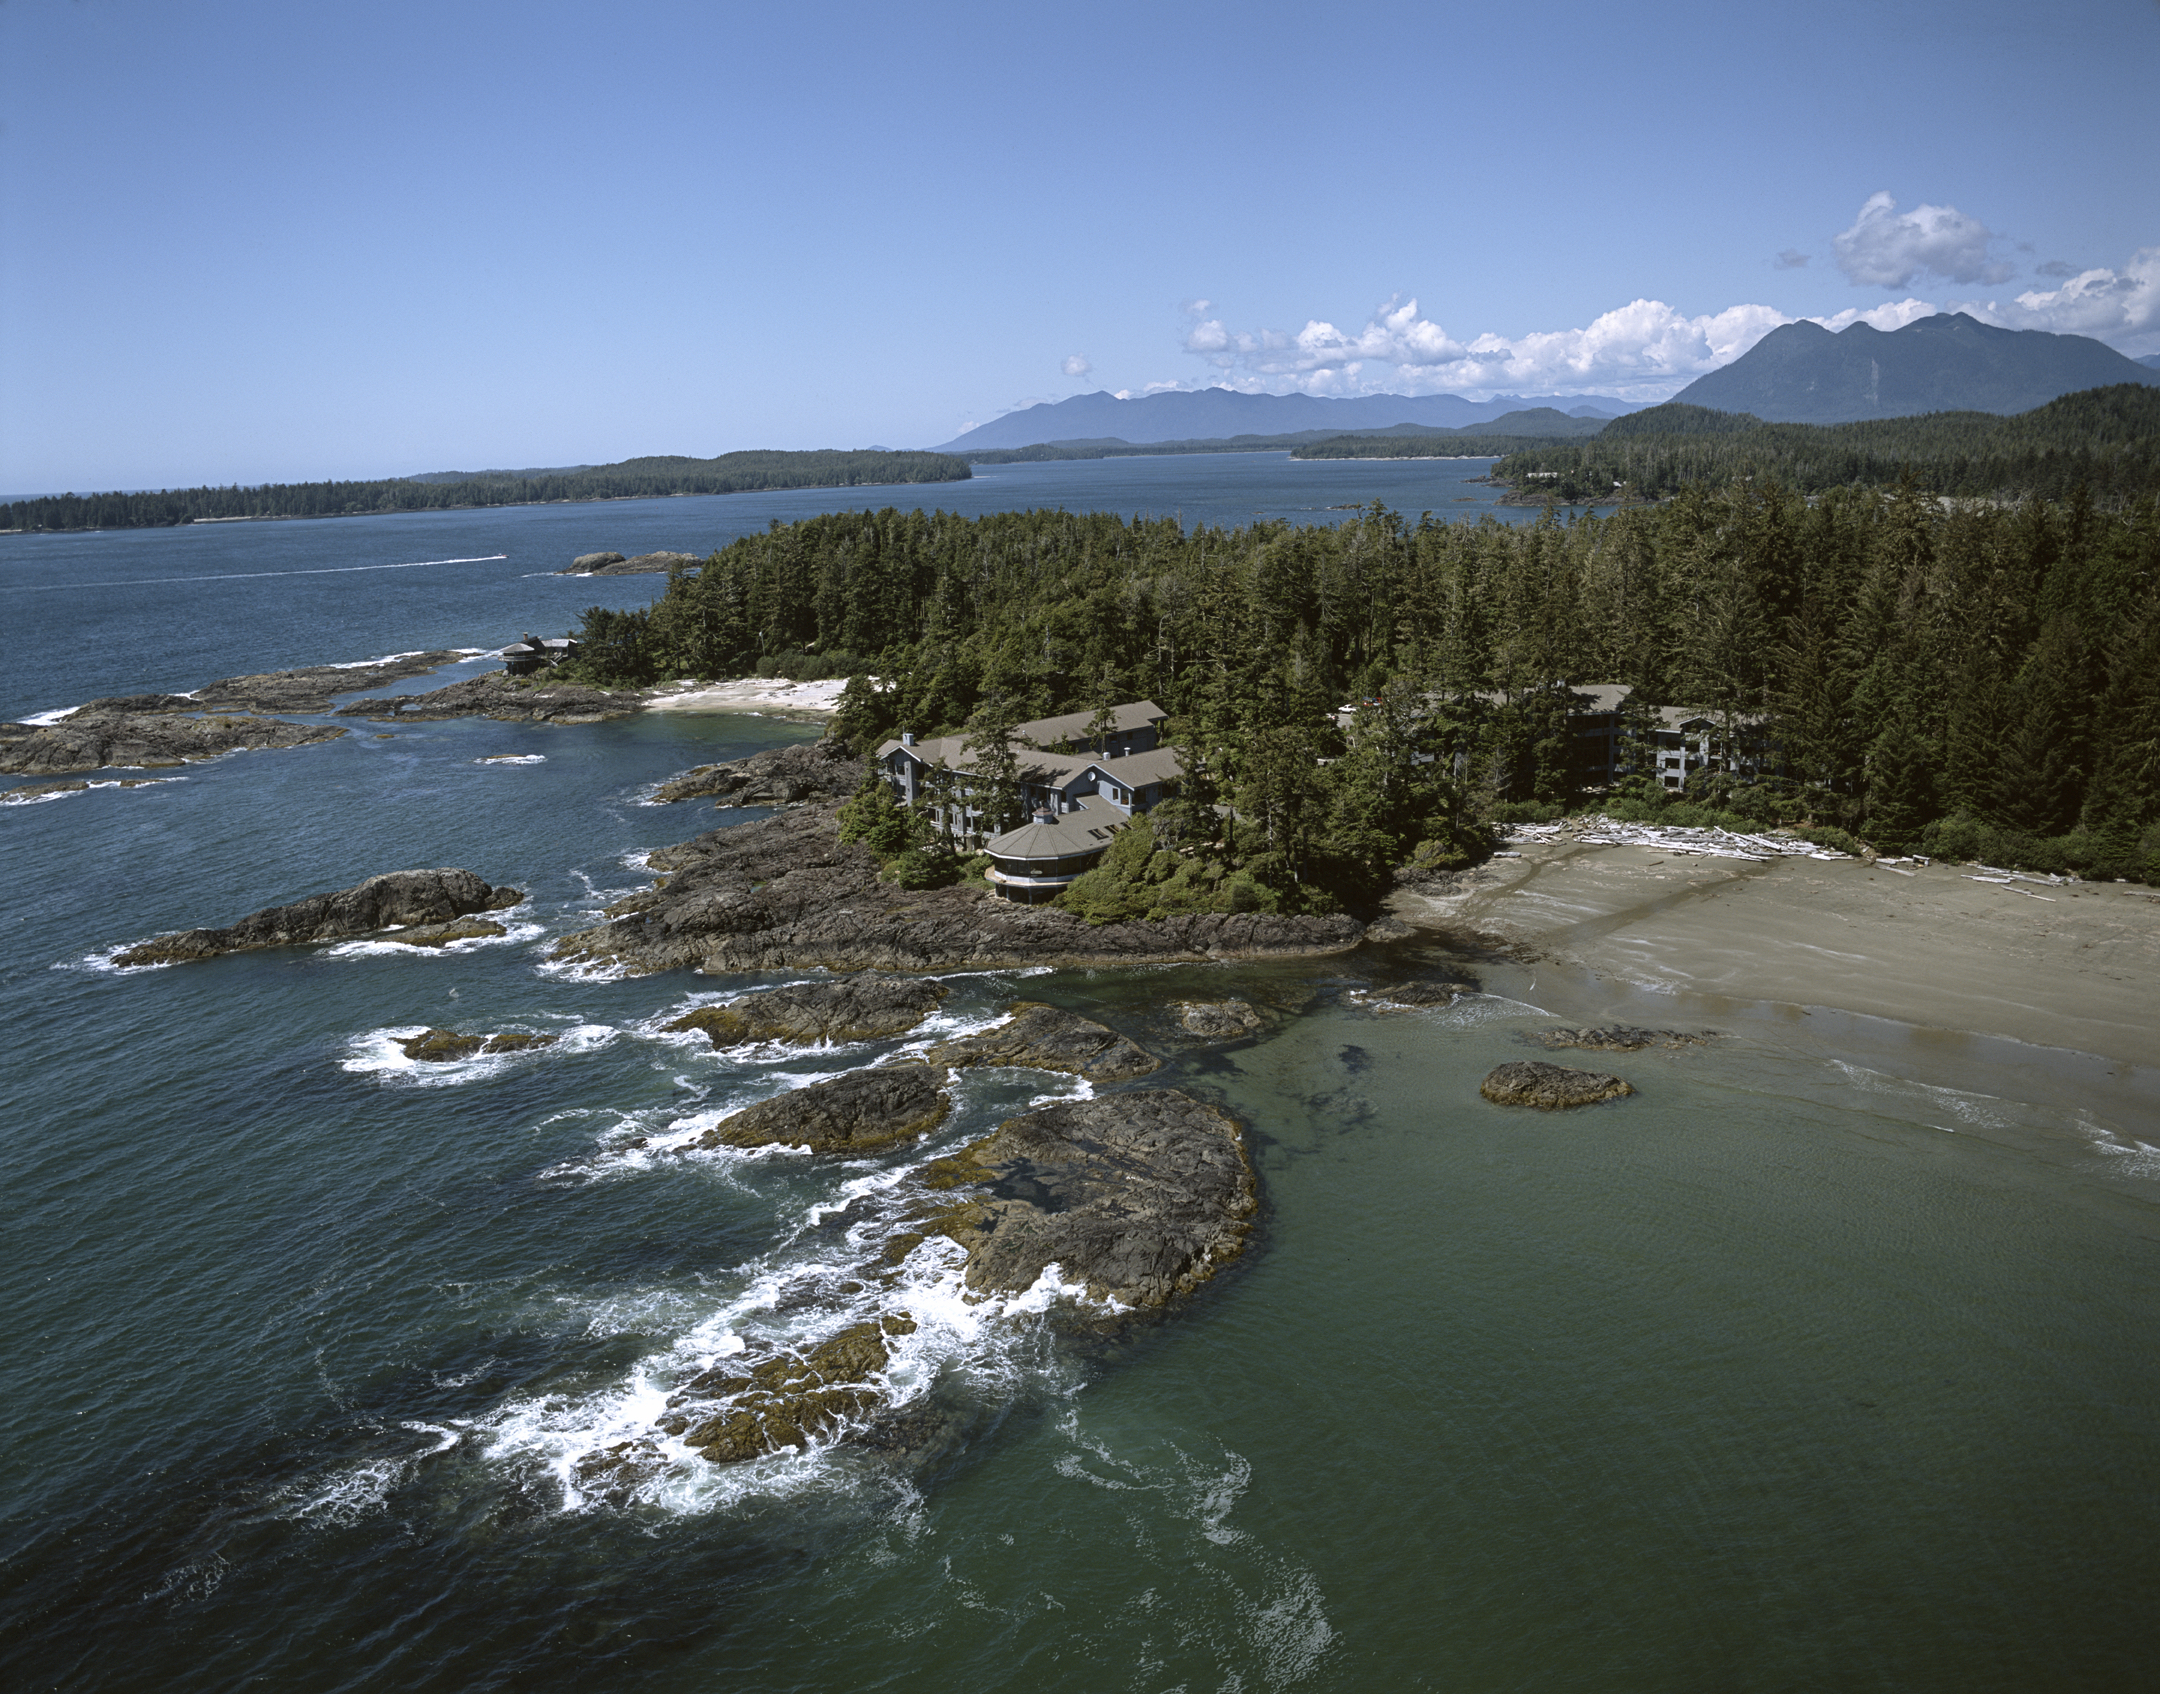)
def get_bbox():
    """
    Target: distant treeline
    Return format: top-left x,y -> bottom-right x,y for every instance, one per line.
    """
1,450 -> 972,534
1291,434 -> 1564,461
1299,385 -> 2160,505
